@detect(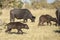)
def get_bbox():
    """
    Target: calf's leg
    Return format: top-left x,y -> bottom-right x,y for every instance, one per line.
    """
5,29 -> 12,32
17,29 -> 23,34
